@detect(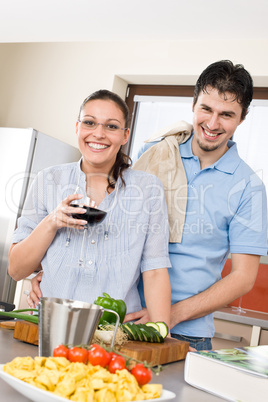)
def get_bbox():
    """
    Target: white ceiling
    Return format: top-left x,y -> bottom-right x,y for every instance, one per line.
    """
0,0 -> 268,43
